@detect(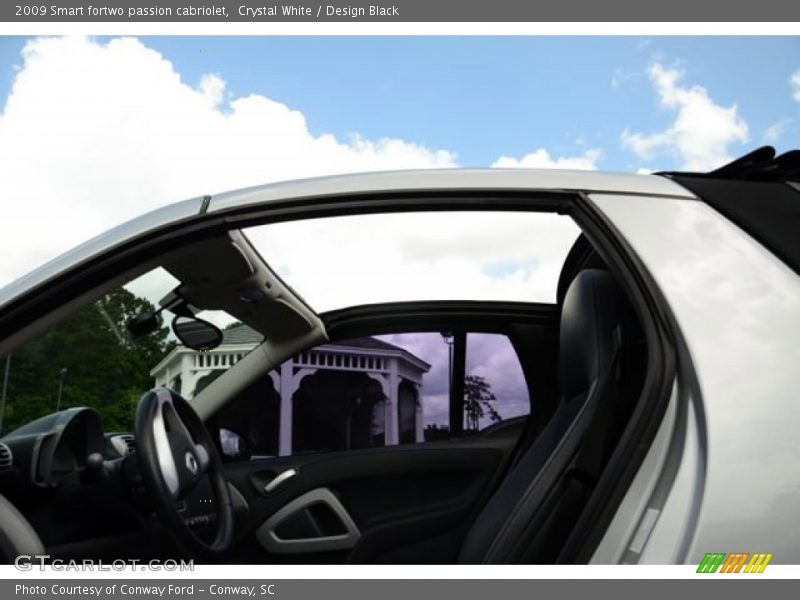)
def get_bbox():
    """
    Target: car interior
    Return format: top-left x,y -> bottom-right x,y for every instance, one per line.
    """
0,202 -> 666,565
